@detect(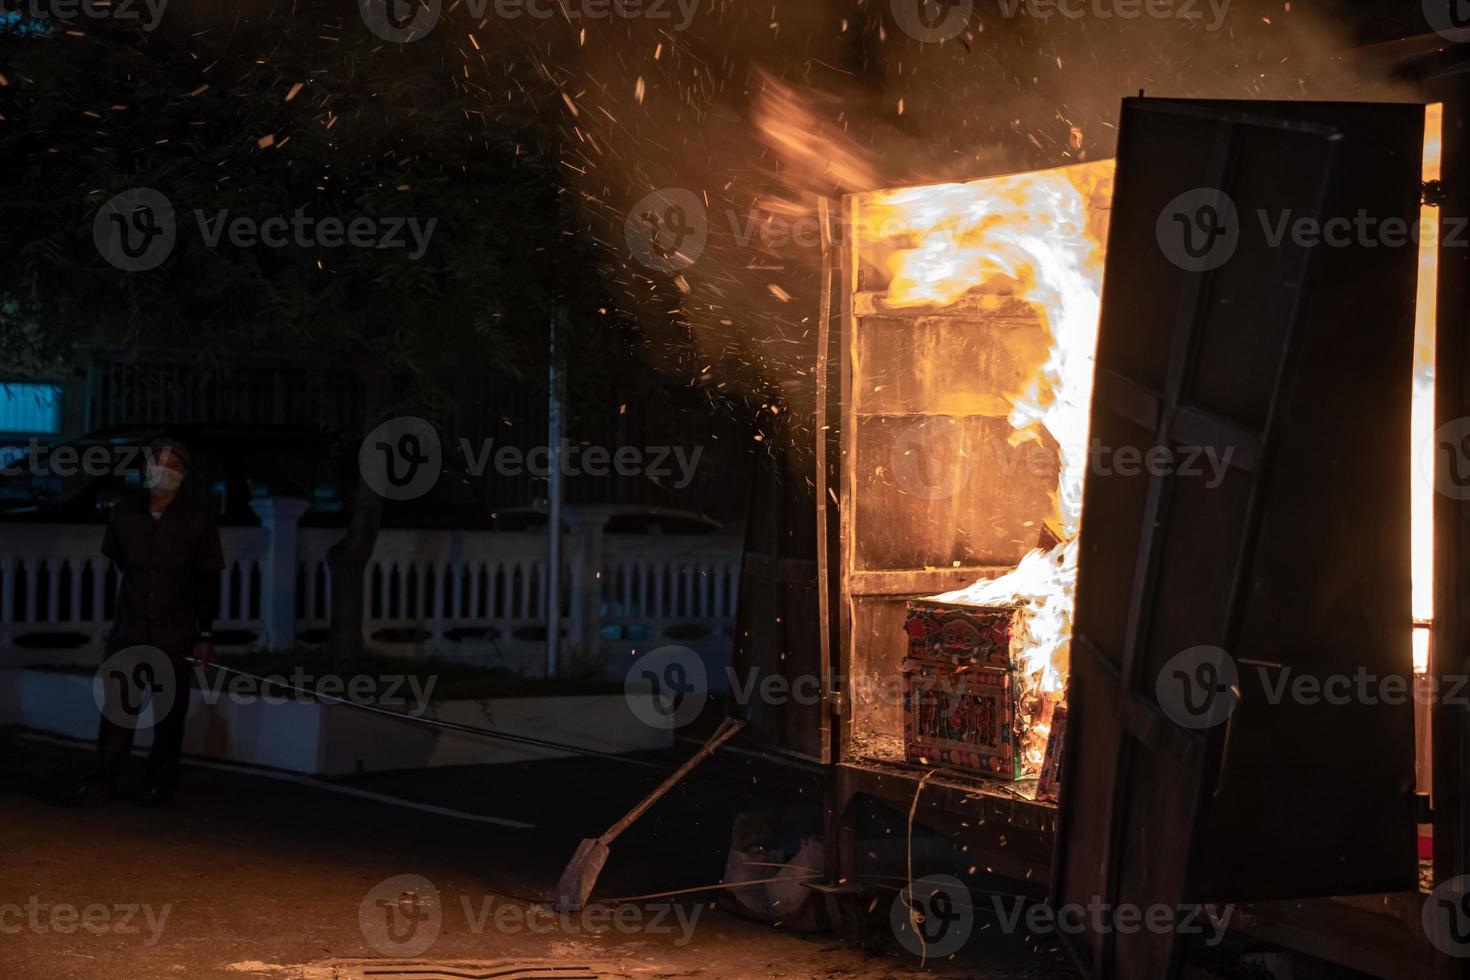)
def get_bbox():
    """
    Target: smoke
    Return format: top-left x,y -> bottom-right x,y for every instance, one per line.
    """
545,0 -> 1424,447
